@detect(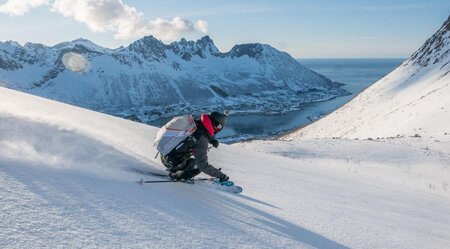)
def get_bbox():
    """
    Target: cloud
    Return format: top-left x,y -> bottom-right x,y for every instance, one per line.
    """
0,0 -> 49,16
51,0 -> 145,39
0,0 -> 208,41
195,20 -> 208,33
141,16 -> 205,41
